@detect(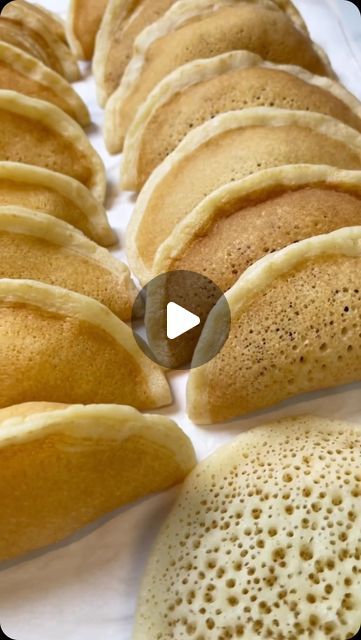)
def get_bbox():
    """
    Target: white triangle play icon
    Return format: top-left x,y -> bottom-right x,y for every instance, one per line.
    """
166,302 -> 201,340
